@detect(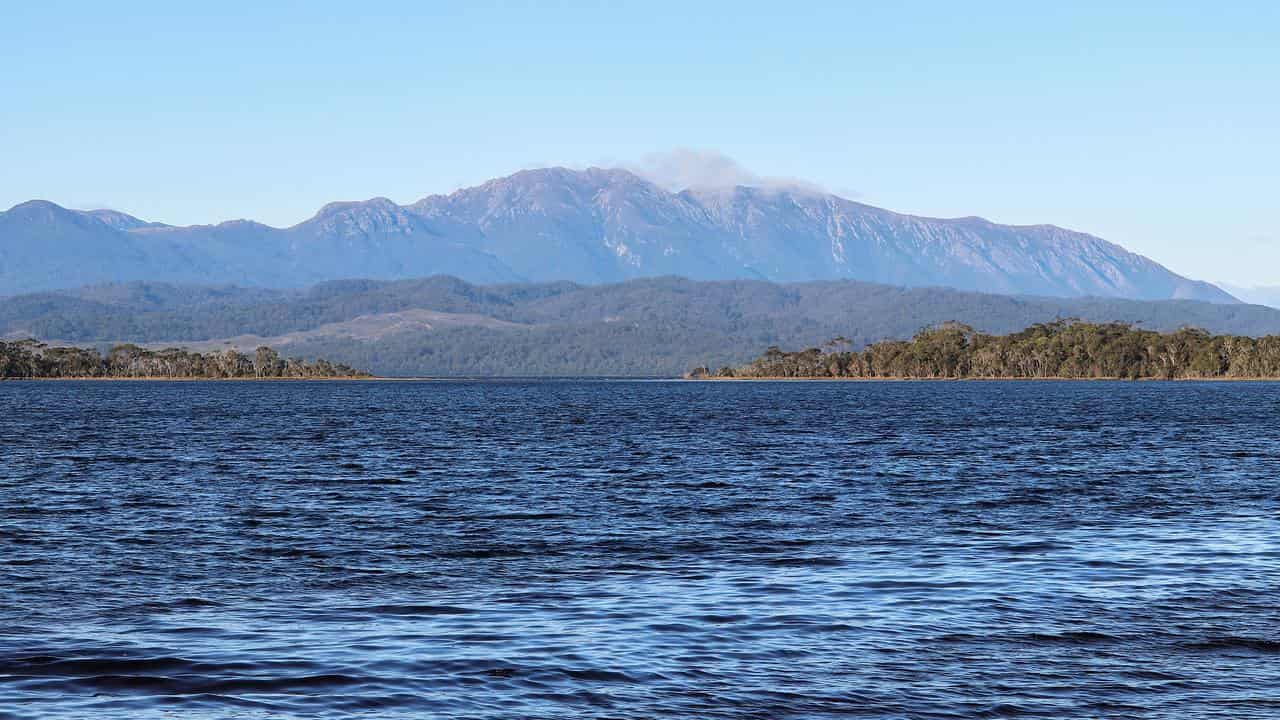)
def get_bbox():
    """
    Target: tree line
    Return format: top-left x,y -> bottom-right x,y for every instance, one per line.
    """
0,341 -> 368,379
691,321 -> 1280,380
8,277 -> 1280,377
